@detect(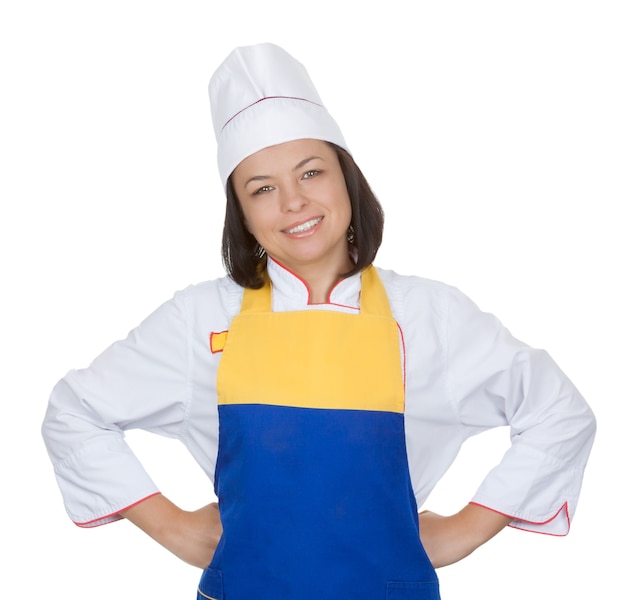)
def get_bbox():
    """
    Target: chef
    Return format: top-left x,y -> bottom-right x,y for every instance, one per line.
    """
42,43 -> 596,599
